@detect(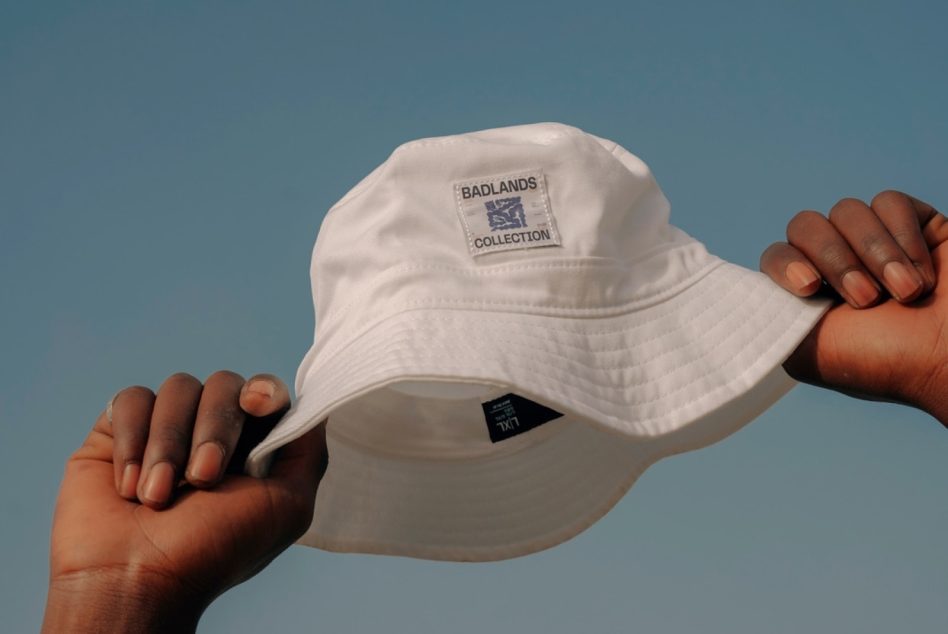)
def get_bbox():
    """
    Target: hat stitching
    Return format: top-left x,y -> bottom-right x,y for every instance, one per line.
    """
305,277 -> 722,388
309,278 -> 787,418
315,273 -> 737,385
249,287 -> 812,471
302,420 -> 661,561
303,435 -> 651,561
321,404 -> 569,464
319,431 -> 625,519
323,124 -> 585,221
316,243 -> 712,329
453,169 -> 559,258
306,261 -> 724,375
391,126 -> 575,157
312,308 -> 776,419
